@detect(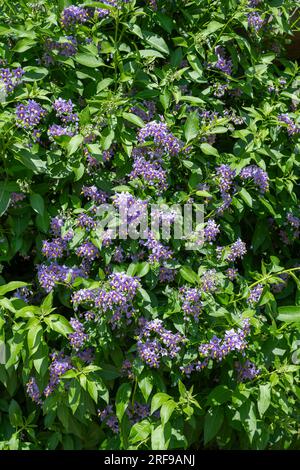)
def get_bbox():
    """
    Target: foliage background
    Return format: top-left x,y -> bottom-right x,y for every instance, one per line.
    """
0,0 -> 300,450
